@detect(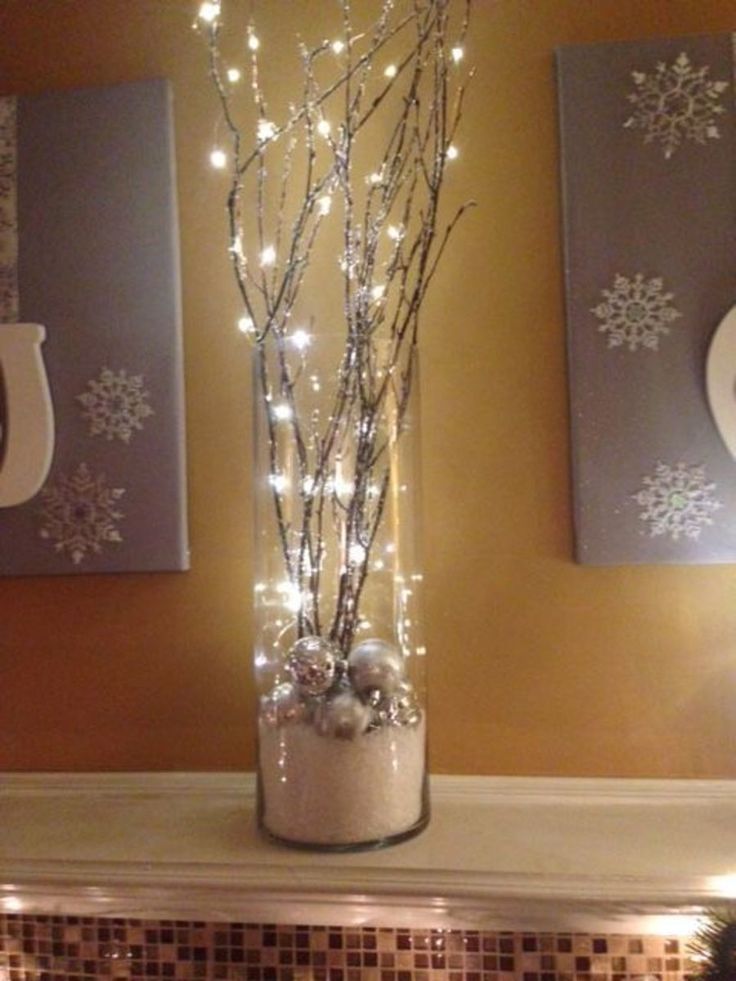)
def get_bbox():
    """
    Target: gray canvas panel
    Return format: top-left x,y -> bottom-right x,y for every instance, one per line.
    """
0,79 -> 188,575
557,33 -> 736,564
